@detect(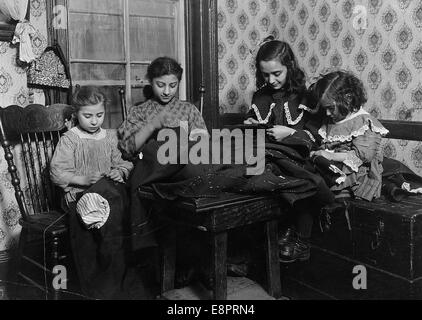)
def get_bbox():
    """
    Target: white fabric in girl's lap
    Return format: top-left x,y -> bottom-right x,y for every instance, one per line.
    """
76,192 -> 110,229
